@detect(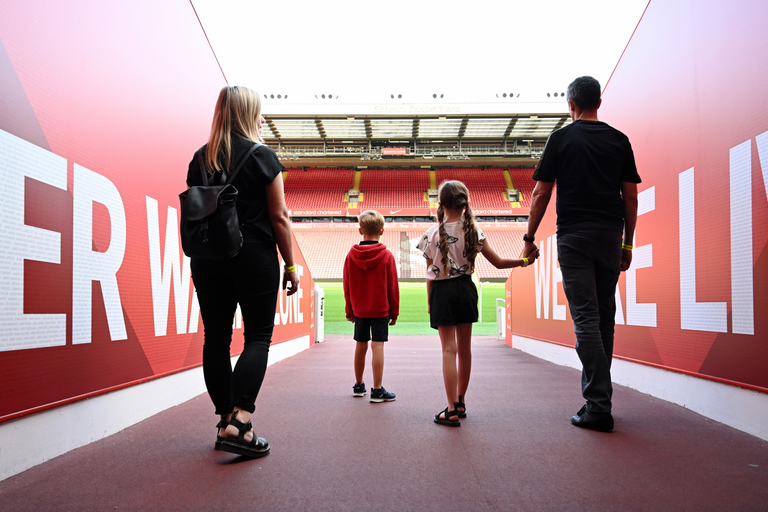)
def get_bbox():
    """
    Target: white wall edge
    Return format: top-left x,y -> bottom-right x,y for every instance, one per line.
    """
512,335 -> 768,442
0,335 -> 312,481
